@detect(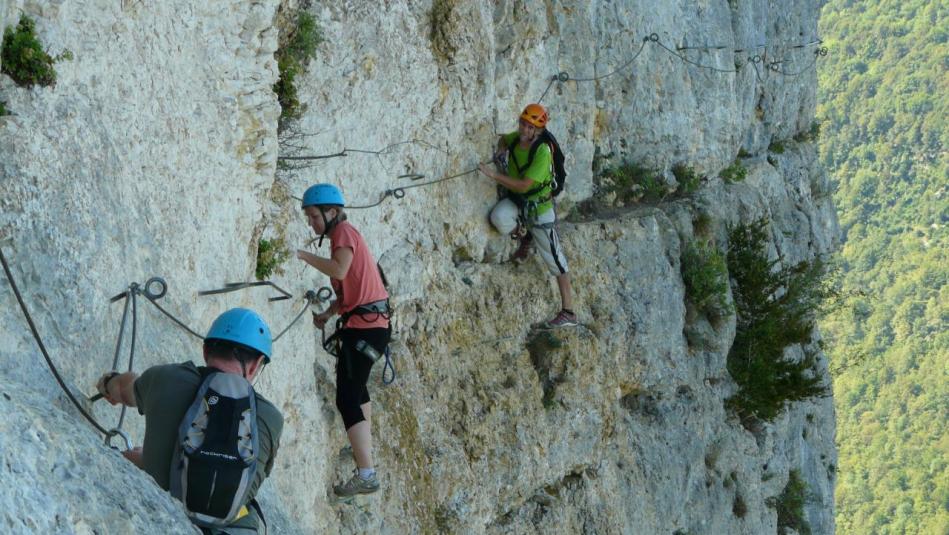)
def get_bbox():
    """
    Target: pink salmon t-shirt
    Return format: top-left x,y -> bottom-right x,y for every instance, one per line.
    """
329,221 -> 389,330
